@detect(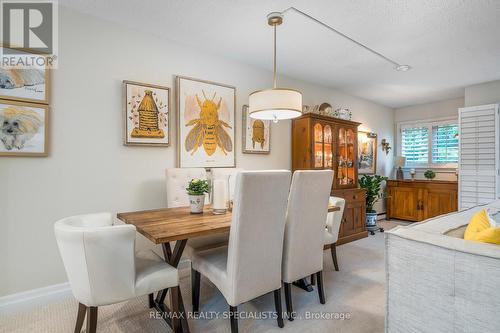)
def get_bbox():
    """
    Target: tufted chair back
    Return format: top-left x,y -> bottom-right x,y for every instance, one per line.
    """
165,168 -> 208,208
